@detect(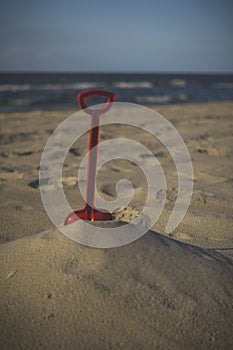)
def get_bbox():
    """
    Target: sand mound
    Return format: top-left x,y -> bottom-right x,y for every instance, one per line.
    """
0,228 -> 232,350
